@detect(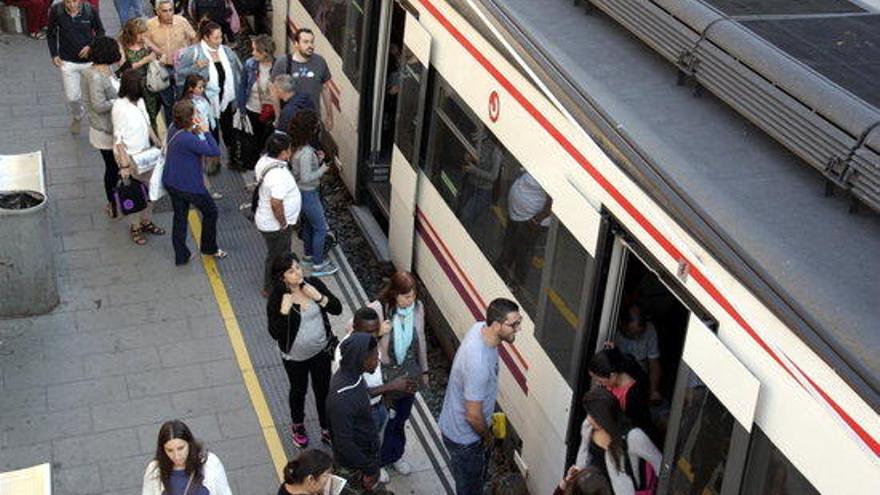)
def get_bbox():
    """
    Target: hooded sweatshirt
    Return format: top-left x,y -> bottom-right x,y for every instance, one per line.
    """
326,333 -> 380,477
